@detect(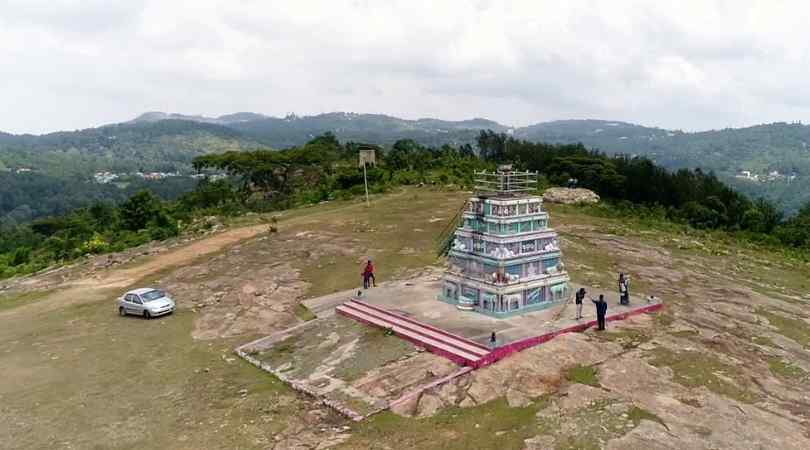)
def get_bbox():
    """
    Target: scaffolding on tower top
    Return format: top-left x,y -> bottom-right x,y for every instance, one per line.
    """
474,165 -> 538,197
